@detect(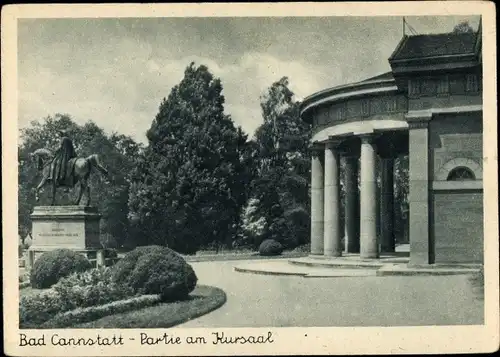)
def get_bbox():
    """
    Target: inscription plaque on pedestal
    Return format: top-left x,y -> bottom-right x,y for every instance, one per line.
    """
28,206 -> 102,267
